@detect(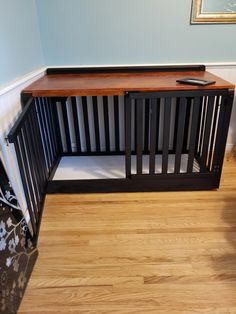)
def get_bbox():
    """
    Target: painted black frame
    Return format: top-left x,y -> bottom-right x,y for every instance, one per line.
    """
46,89 -> 234,193
7,97 -> 60,241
